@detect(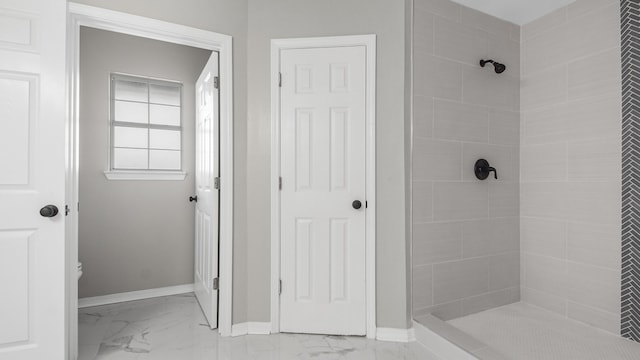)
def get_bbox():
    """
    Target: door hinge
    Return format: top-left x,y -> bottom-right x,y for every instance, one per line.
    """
278,72 -> 282,87
214,177 -> 220,190
278,177 -> 282,190
279,279 -> 282,295
214,76 -> 220,89
213,277 -> 219,290
65,205 -> 70,216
